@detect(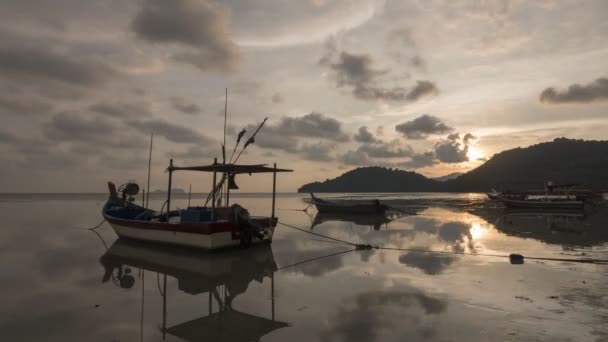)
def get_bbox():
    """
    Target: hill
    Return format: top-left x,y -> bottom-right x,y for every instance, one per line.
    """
432,172 -> 464,182
297,167 -> 443,193
297,138 -> 608,193
443,138 -> 608,192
